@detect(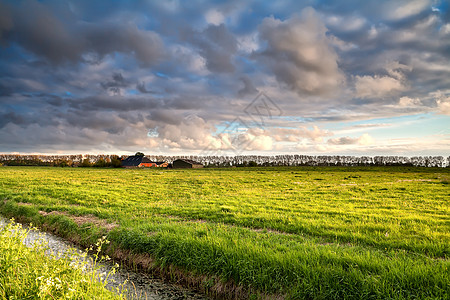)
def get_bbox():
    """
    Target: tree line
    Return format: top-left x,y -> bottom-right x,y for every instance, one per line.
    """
0,154 -> 448,168
0,154 -> 122,168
